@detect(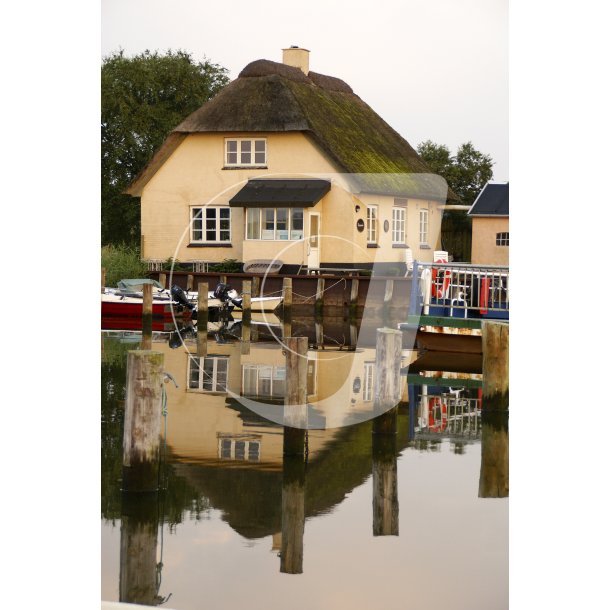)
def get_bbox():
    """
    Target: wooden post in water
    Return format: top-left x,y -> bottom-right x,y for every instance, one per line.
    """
282,277 -> 293,317
350,319 -> 358,348
479,412 -> 509,498
186,274 -> 194,292
482,321 -> 509,411
101,267 -> 106,293
349,277 -> 359,318
141,284 -> 153,350
242,280 -> 252,325
159,273 -> 167,289
252,275 -> 260,299
280,453 -> 306,574
197,282 -> 208,357
372,433 -> 399,536
283,336 -> 308,456
315,319 -> 324,349
241,280 -> 251,355
119,494 -> 159,605
122,350 -> 164,492
382,279 -> 394,322
372,328 -> 403,434
315,277 -> 325,317
282,277 -> 292,338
